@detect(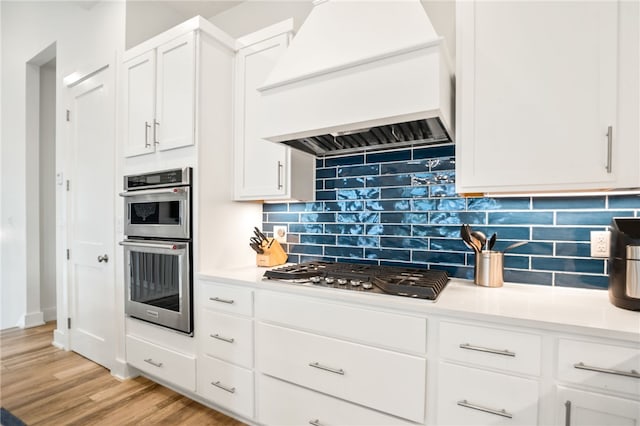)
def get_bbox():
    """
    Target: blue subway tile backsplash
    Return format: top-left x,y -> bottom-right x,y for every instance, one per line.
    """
262,144 -> 640,289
